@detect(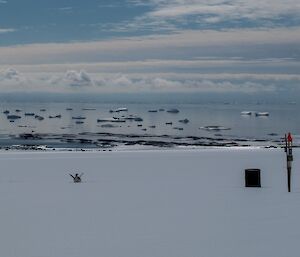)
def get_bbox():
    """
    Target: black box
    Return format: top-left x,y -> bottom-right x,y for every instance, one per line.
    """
245,169 -> 261,187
